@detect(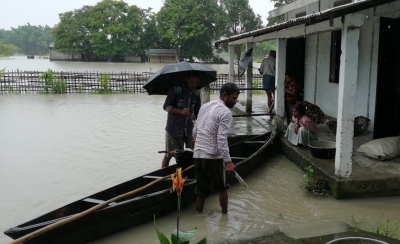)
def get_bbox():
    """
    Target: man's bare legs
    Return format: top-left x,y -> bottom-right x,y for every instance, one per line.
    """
219,191 -> 228,213
195,191 -> 228,214
267,91 -> 275,112
161,155 -> 171,168
196,196 -> 205,213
